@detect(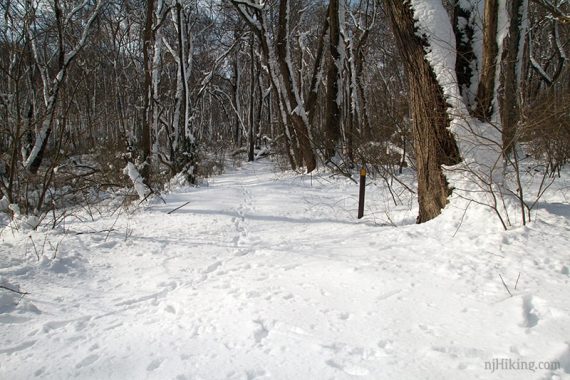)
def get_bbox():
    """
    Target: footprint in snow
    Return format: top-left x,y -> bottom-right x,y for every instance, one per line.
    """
326,360 -> 370,377
377,339 -> 394,354
93,241 -> 118,250
146,358 -> 164,371
245,369 -> 268,379
34,367 -> 46,376
203,261 -> 222,274
158,280 -> 178,290
252,320 -> 269,344
88,343 -> 99,352
520,295 -> 539,328
75,354 -> 99,369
